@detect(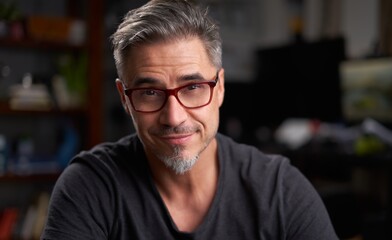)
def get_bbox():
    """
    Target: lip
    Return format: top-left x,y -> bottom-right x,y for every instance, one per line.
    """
160,133 -> 193,145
